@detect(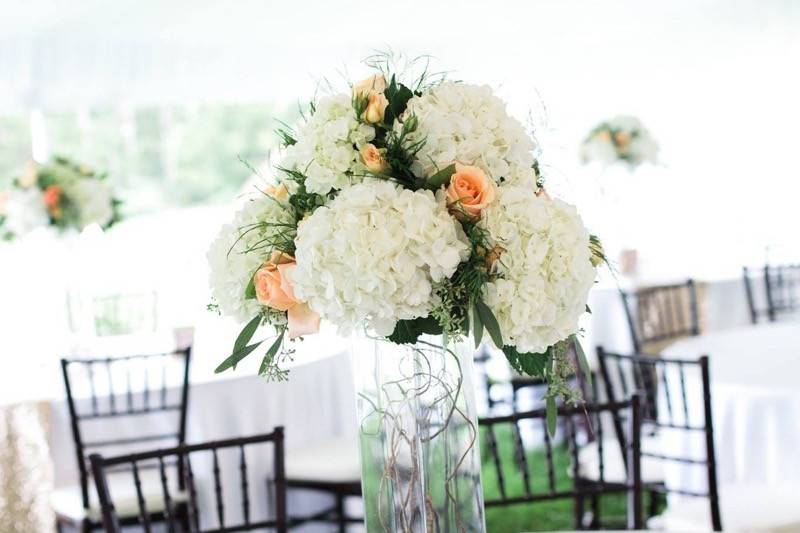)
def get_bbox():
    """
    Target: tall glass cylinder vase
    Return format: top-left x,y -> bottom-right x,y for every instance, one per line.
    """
352,333 -> 486,533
